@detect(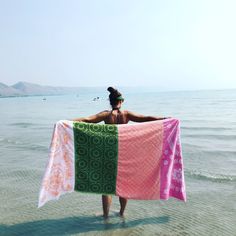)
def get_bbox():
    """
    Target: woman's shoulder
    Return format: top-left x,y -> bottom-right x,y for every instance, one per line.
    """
122,110 -> 131,115
120,110 -> 131,118
94,110 -> 110,118
100,110 -> 110,115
